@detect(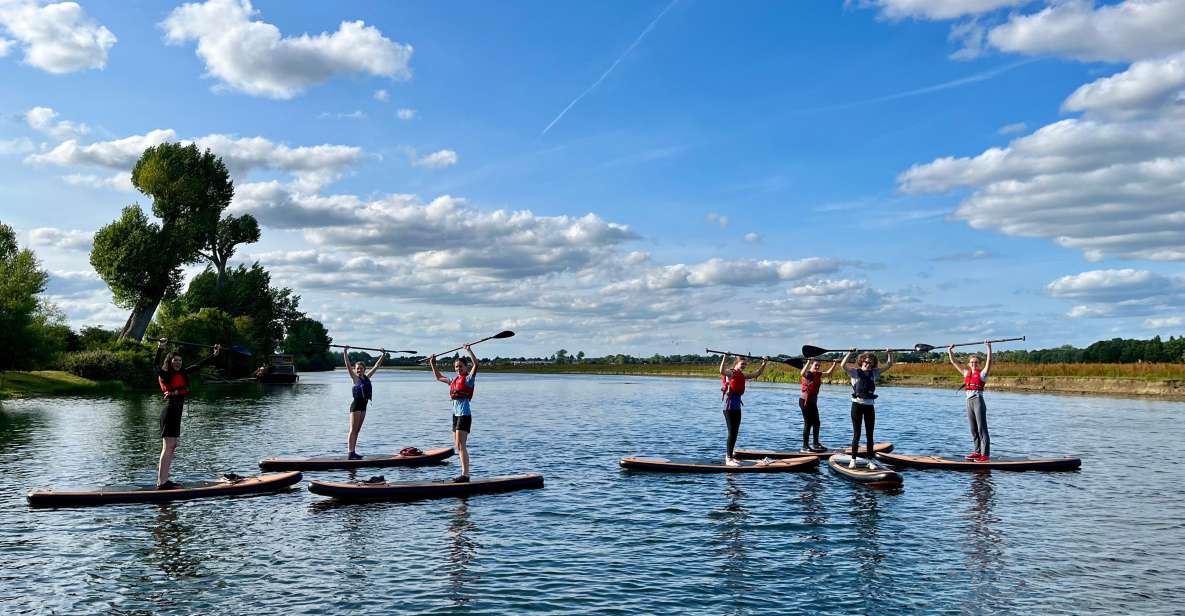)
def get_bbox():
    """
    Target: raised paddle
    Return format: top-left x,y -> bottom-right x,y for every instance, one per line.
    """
315,344 -> 418,354
705,348 -> 806,370
421,330 -> 516,361
912,336 -> 1025,353
147,337 -> 252,356
801,345 -> 916,359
